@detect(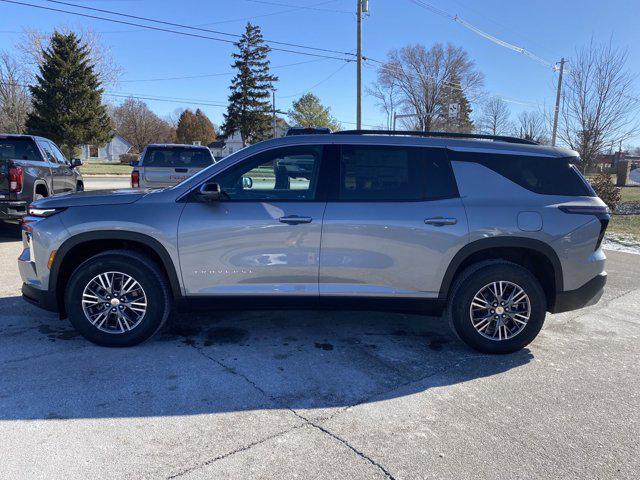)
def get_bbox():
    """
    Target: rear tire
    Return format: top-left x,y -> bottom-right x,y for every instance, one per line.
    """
447,261 -> 546,354
65,249 -> 171,347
